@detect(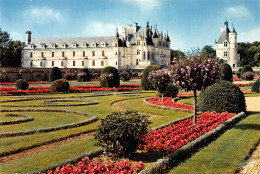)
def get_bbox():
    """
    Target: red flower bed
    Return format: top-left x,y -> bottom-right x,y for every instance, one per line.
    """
233,77 -> 241,81
0,81 -> 49,85
0,85 -> 142,94
40,157 -> 144,174
140,112 -> 235,152
235,83 -> 254,86
148,97 -> 194,110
